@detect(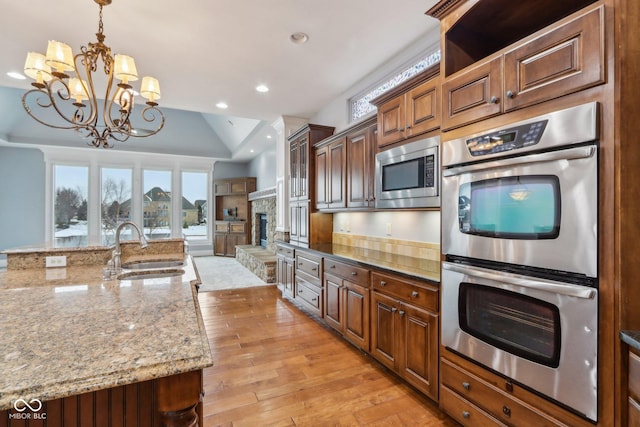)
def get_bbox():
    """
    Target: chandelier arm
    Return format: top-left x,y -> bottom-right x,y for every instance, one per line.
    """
22,87 -> 85,130
129,106 -> 166,138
